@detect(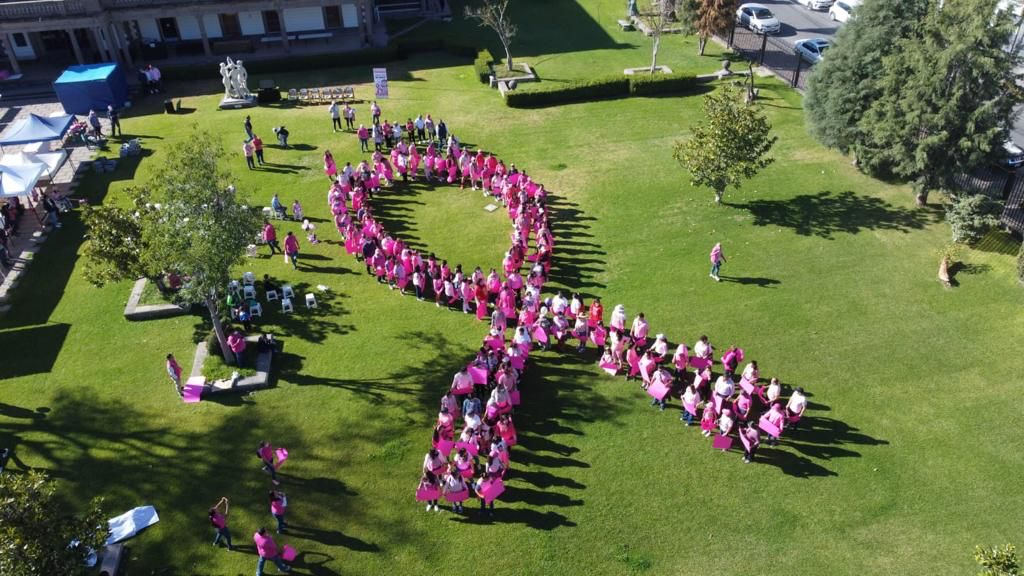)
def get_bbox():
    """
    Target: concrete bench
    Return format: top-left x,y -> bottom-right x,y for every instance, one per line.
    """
617,18 -> 635,31
205,336 -> 282,395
